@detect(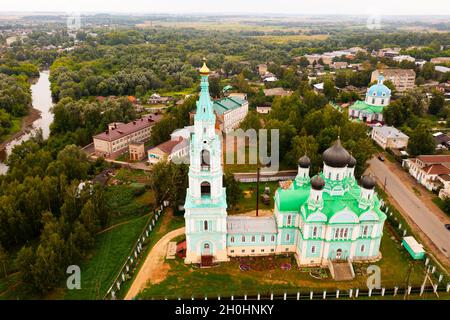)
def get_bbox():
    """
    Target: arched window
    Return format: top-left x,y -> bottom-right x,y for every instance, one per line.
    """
363,225 -> 368,236
204,220 -> 208,231
201,149 -> 210,169
339,228 -> 344,238
261,235 -> 265,242
251,236 -> 255,242
287,215 -> 292,226
286,233 -> 290,241
381,99 -> 385,105
313,226 -> 318,237
335,228 -> 339,239
372,98 -> 375,104
271,235 -> 275,242
361,244 -> 365,252
311,246 -> 316,254
201,181 -> 211,197
344,228 -> 348,239
230,236 -> 234,243
242,236 -> 246,242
